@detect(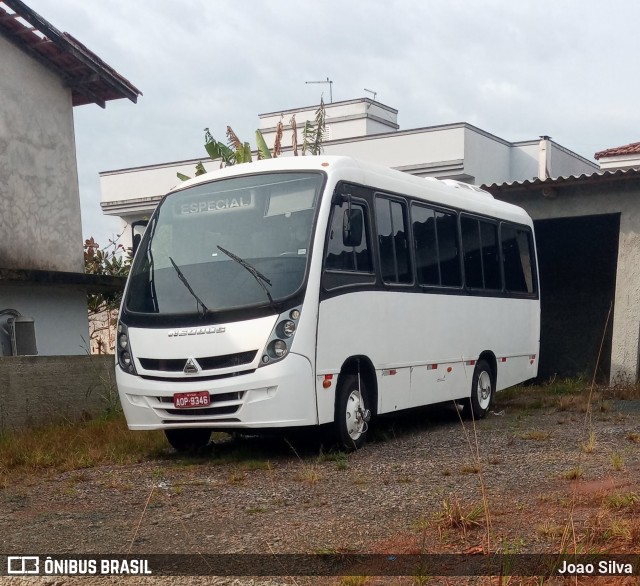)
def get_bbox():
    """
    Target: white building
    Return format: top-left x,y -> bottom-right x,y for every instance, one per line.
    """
100,98 -> 597,247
